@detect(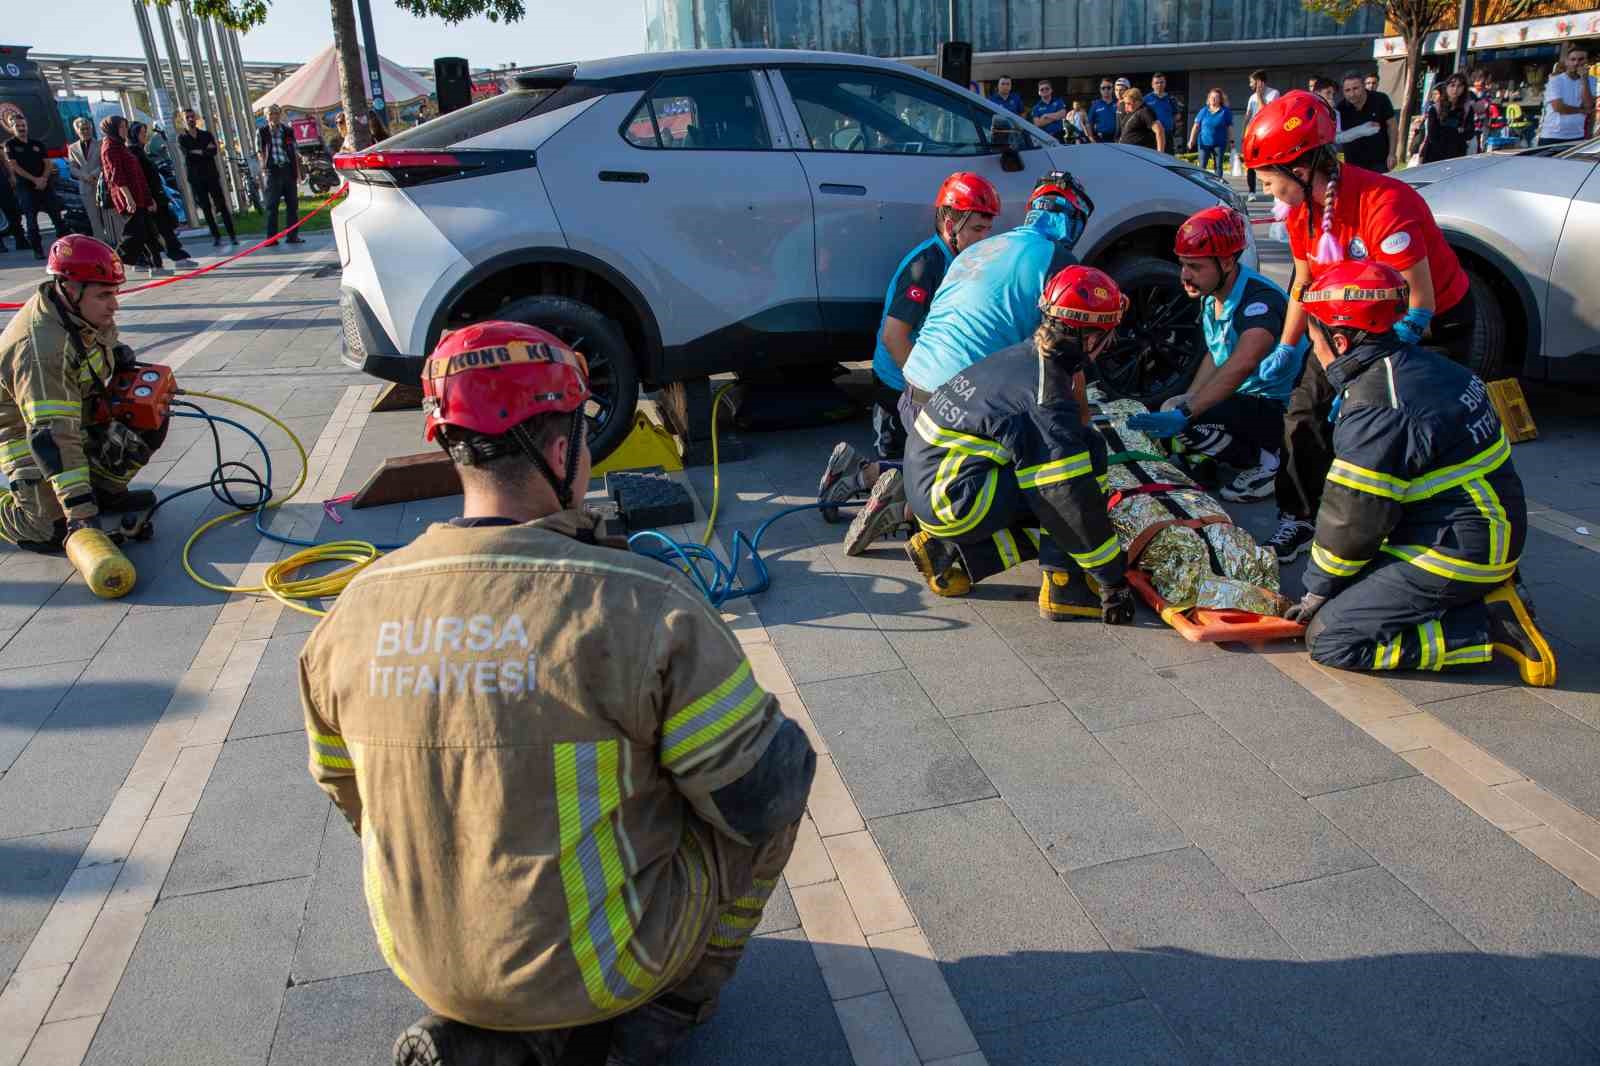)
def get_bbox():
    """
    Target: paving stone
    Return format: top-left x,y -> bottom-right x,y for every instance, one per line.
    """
1250,865 -> 1596,1065
951,702 -> 1186,872
867,926 -> 980,1062
0,661 -> 83,773
291,807 -> 384,984
0,828 -> 90,986
677,929 -> 854,1066
0,553 -> 72,632
868,603 -> 1052,718
1097,712 -> 1374,893
976,998 -> 1193,1066
1552,994 -> 1600,1051
230,633 -> 310,740
1377,659 -> 1521,706
1161,655 -> 1416,797
1532,643 -> 1600,733
872,798 -> 1136,1033
1310,775 -> 1600,1006
1066,846 -> 1350,1065
1429,687 -> 1600,821
0,584 -> 127,671
1109,619 -> 1235,671
162,731 -> 330,898
269,969 -> 422,1066
799,671 -> 995,819
84,877 -> 309,1066
753,874 -> 799,936
832,989 -> 920,1066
